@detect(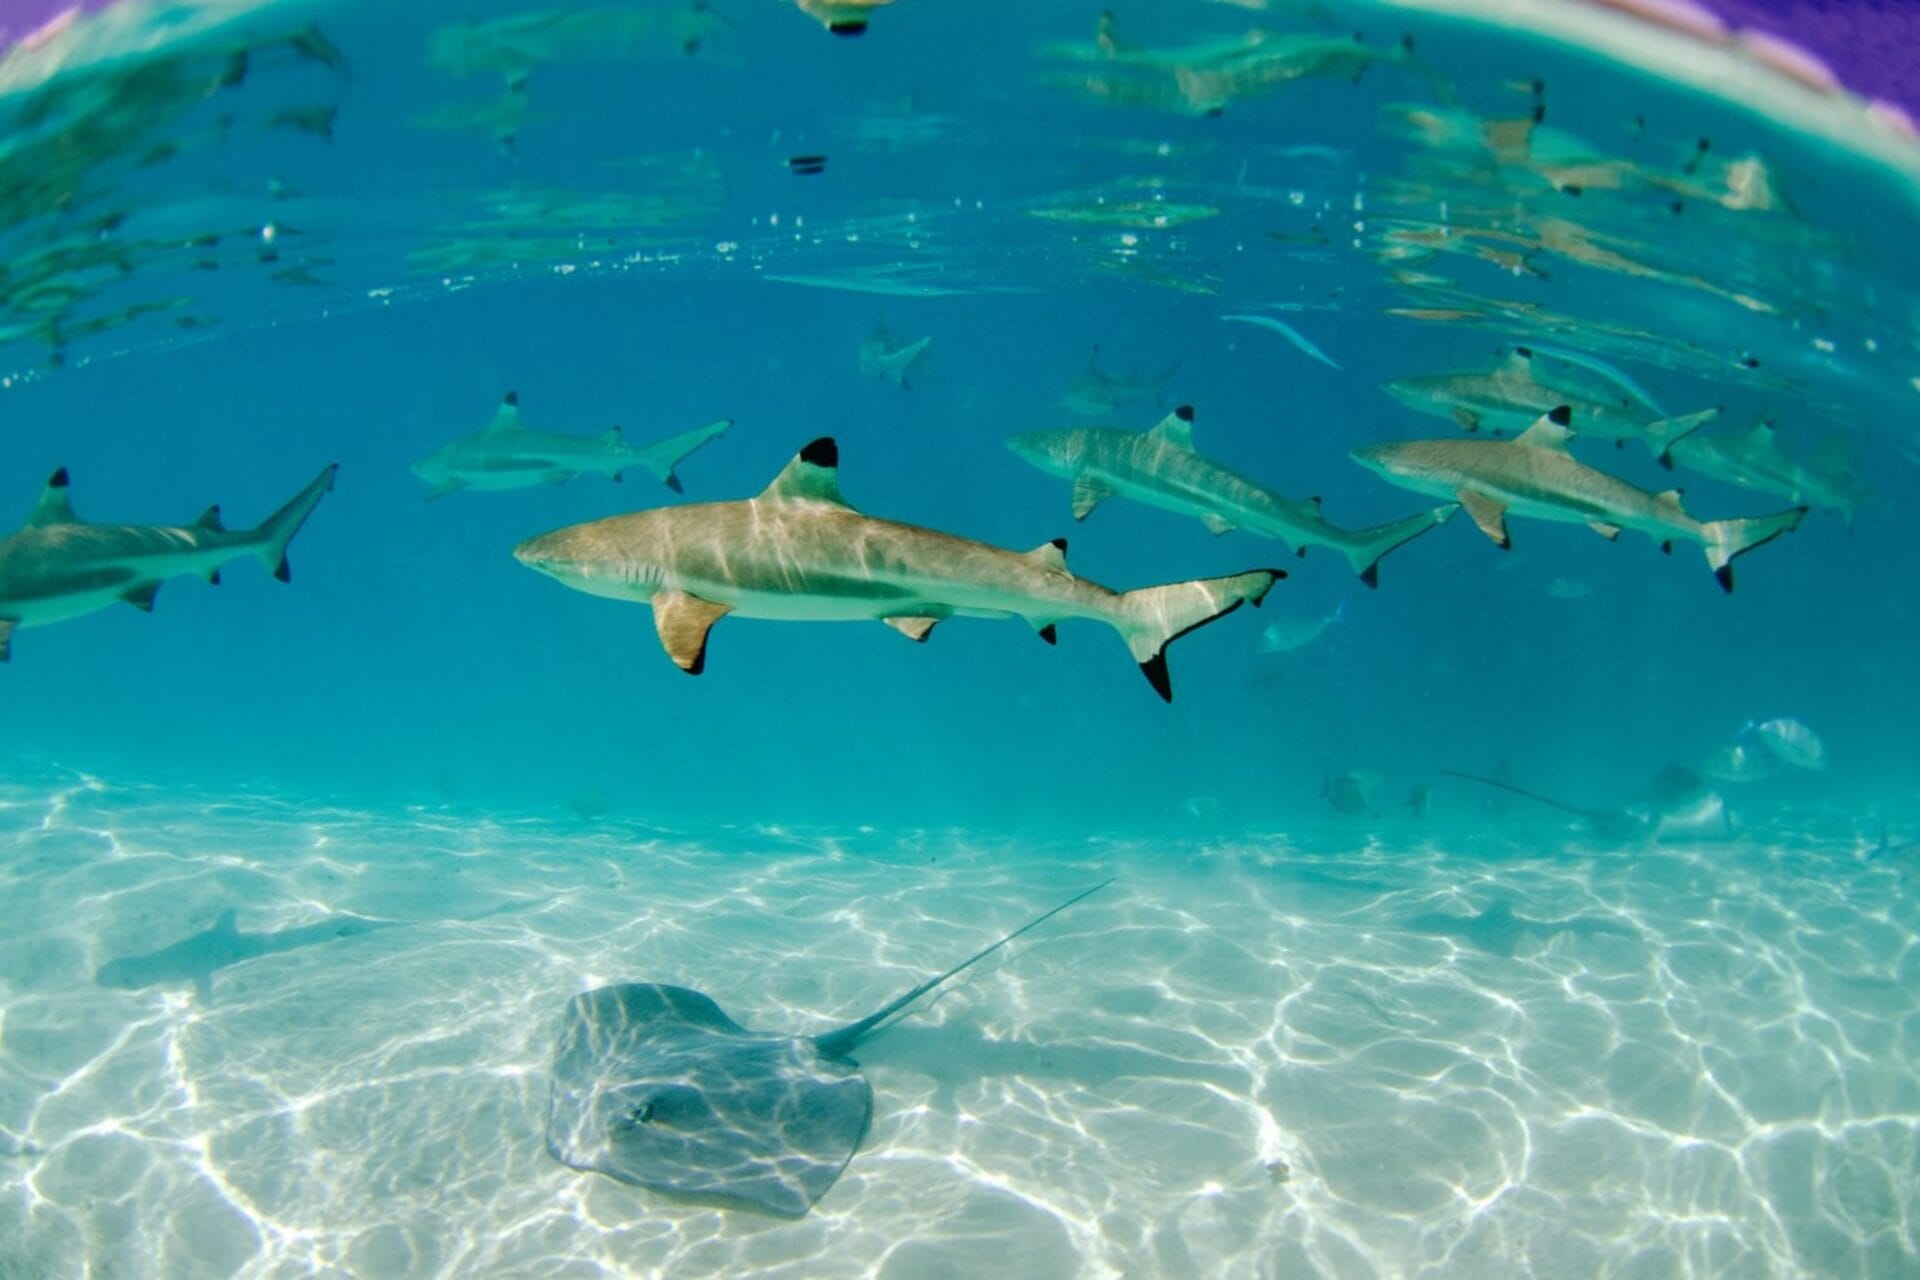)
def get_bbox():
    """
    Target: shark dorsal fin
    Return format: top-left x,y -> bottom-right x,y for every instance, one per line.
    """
27,468 -> 76,526
1493,346 -> 1535,380
195,504 -> 225,532
486,392 -> 523,434
1025,538 -> 1069,571
760,438 -> 850,507
1146,405 -> 1196,450
1514,406 -> 1574,451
